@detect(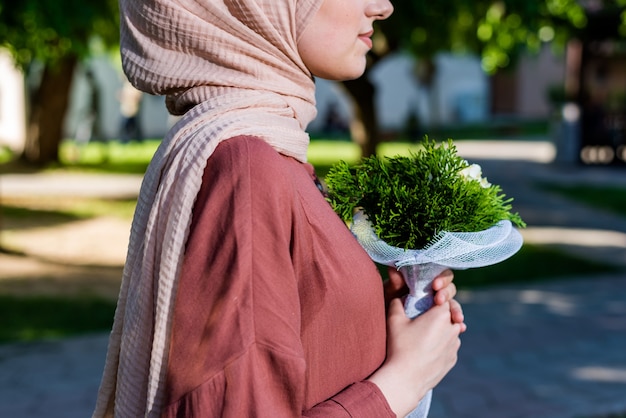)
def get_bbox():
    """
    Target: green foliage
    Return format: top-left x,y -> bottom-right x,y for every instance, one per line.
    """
376,0 -> 619,74
538,182 -> 626,218
325,138 -> 525,249
0,0 -> 119,68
